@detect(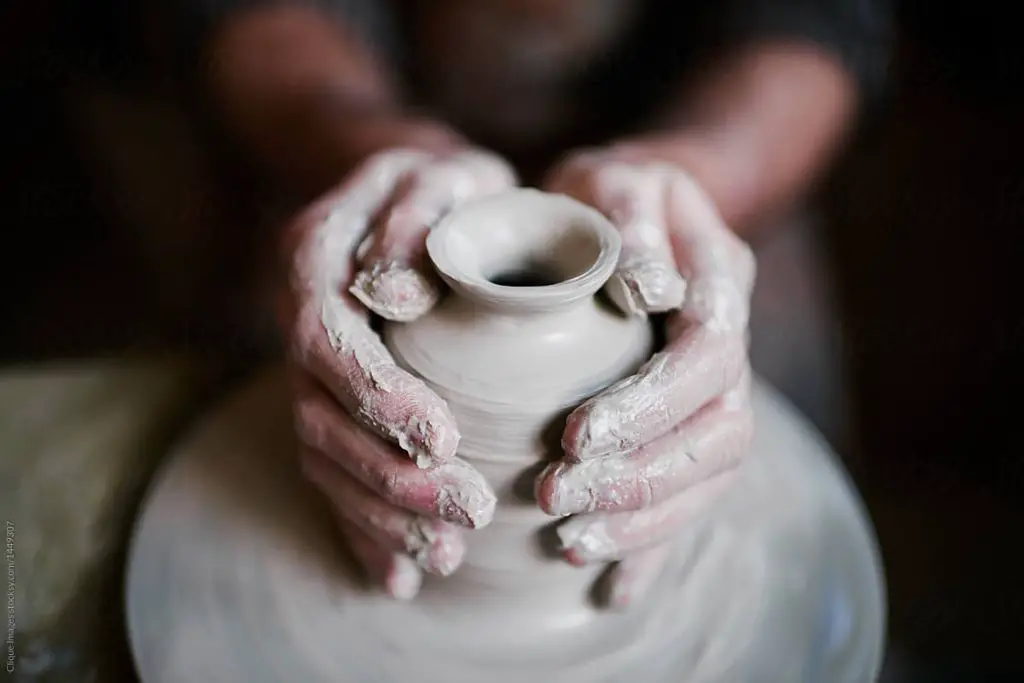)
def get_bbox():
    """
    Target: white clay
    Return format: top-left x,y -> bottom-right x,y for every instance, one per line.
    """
290,148 -> 515,470
292,149 -> 458,467
127,190 -> 885,683
125,368 -> 884,682
348,151 -> 518,322
383,189 -> 655,616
